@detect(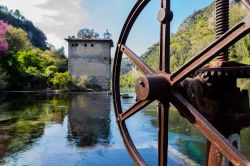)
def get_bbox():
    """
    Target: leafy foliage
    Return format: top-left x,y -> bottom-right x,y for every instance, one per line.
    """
0,24 -> 68,90
50,72 -> 73,90
77,75 -> 90,89
77,28 -> 99,39
141,43 -> 160,71
0,20 -> 8,55
120,67 -> 142,88
142,2 -> 249,72
120,73 -> 136,88
77,28 -> 113,40
103,29 -> 112,39
0,5 -> 47,50
0,6 -> 69,90
6,26 -> 32,52
0,48 -> 67,90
